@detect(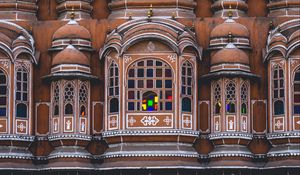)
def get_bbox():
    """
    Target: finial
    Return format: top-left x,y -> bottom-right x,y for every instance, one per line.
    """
147,4 -> 153,18
228,32 -> 233,43
172,12 -> 176,20
269,21 -> 274,30
129,12 -> 133,20
228,5 -> 233,18
70,6 -> 75,20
